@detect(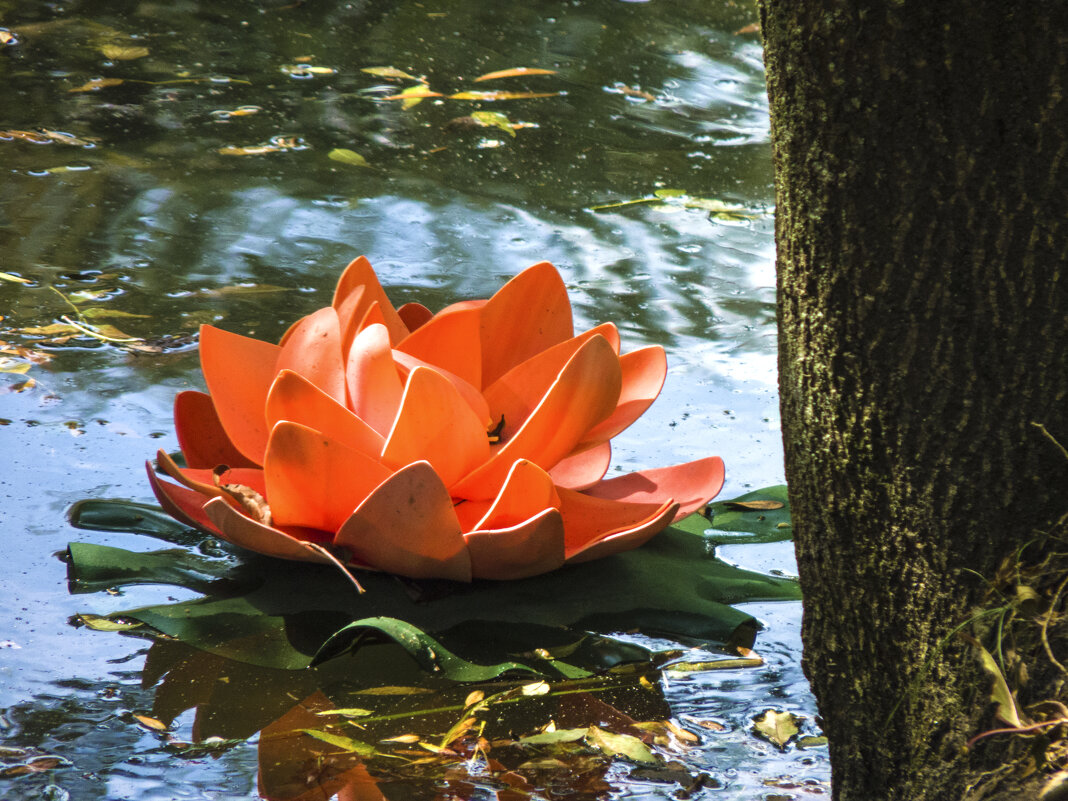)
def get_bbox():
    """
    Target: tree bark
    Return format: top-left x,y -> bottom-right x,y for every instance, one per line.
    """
760,3 -> 1068,799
